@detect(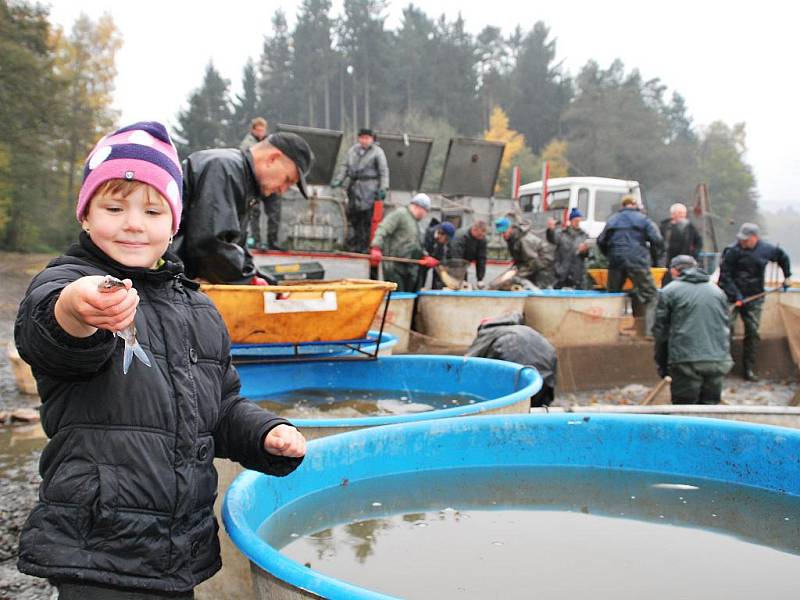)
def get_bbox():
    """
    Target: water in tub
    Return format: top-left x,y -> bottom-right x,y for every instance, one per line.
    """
255,388 -> 483,419
262,466 -> 800,599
